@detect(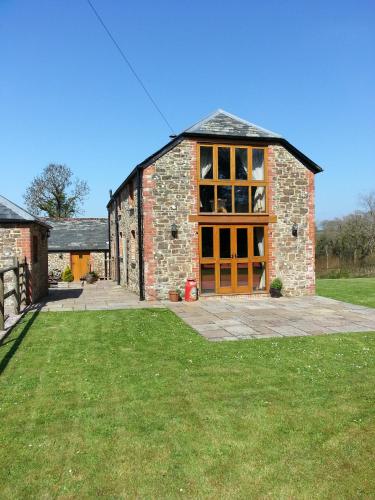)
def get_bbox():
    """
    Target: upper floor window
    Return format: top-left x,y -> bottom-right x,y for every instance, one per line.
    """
198,145 -> 267,214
